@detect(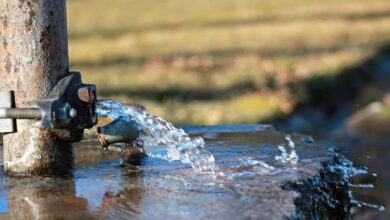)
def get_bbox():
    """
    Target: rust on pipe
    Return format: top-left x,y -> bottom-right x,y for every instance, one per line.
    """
0,0 -> 73,175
